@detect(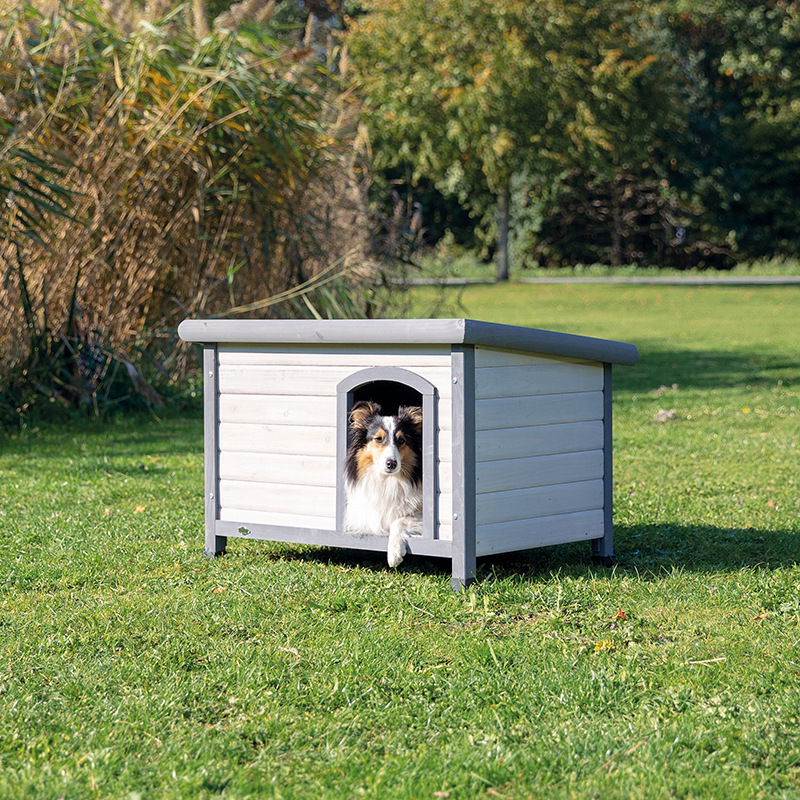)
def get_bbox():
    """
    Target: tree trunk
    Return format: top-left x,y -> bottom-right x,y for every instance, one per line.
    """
495,185 -> 510,281
610,179 -> 623,268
